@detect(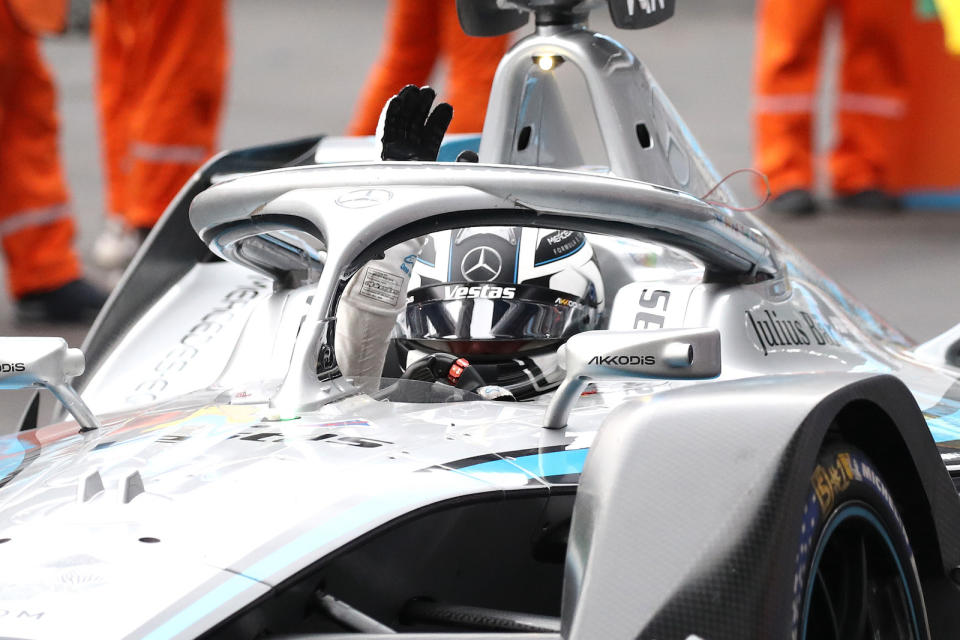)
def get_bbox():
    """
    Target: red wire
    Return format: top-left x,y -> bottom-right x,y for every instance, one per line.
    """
700,168 -> 771,212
